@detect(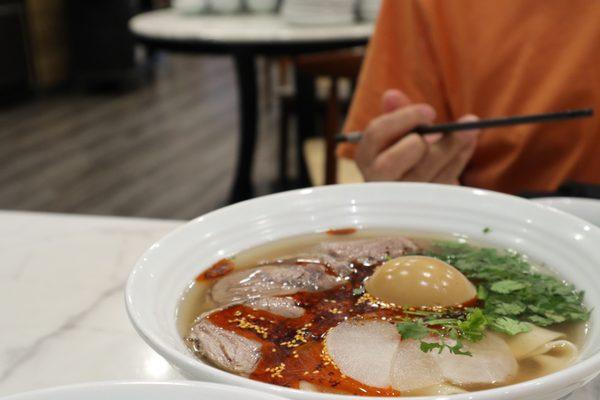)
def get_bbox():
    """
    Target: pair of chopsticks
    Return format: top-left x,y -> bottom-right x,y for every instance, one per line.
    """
335,108 -> 594,143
